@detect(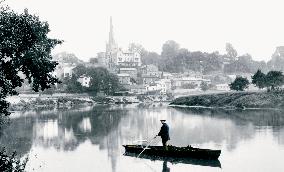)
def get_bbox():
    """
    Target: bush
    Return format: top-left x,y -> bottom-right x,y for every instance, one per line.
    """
0,148 -> 28,172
